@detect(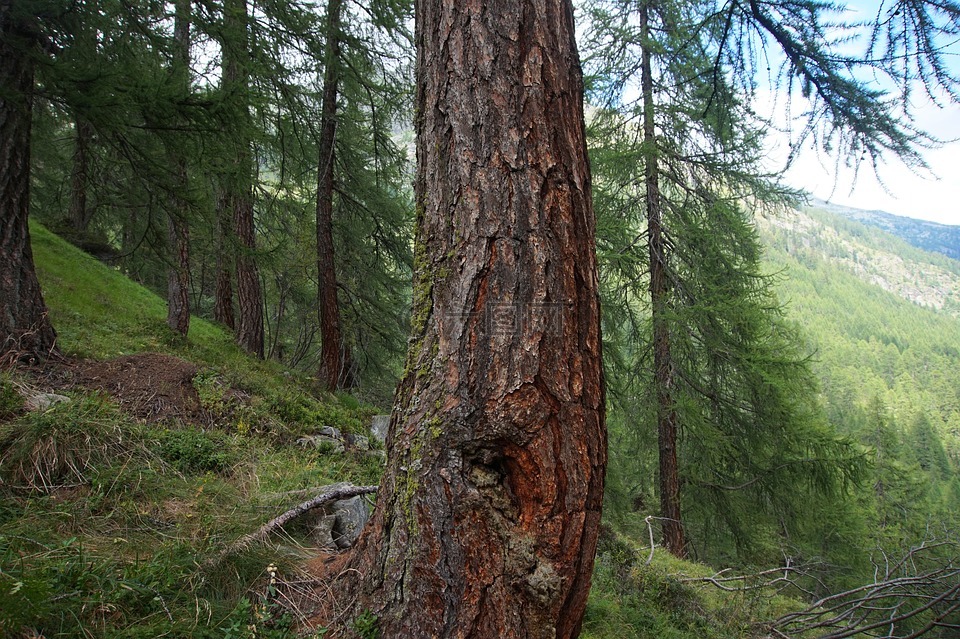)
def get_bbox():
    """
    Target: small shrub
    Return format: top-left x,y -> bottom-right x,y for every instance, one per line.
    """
155,428 -> 235,474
